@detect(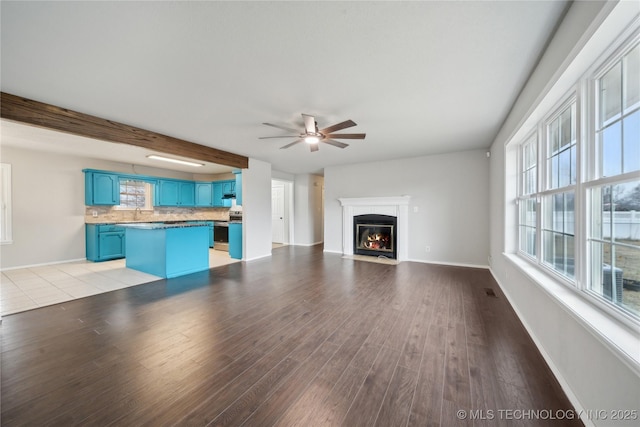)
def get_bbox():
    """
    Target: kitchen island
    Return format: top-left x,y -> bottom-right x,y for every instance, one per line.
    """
120,222 -> 209,278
